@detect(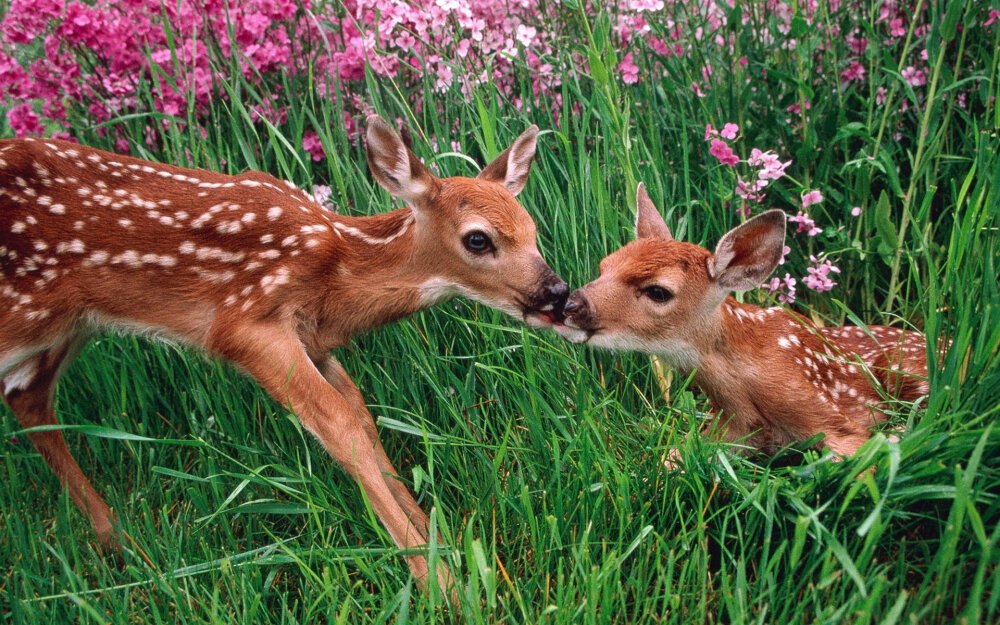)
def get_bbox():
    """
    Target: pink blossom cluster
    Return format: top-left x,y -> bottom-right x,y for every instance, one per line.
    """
803,255 -> 841,292
701,124 -> 842,303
